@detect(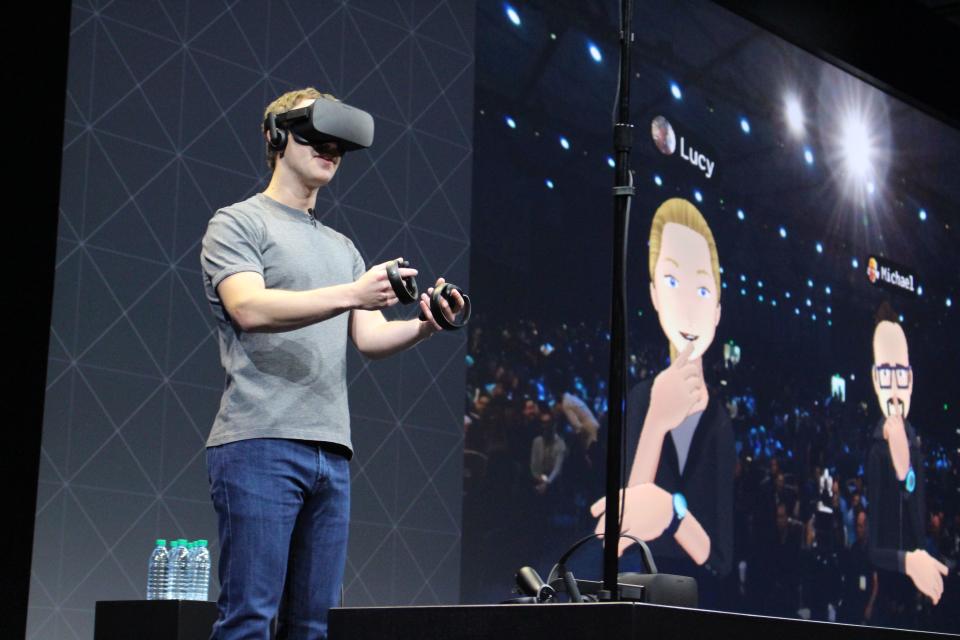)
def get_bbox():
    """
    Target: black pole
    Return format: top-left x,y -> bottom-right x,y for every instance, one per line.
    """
602,0 -> 634,599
